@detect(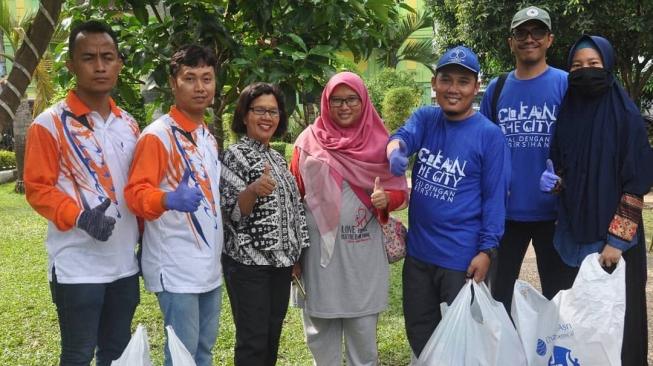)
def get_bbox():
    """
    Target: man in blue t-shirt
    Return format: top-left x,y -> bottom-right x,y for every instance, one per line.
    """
479,6 -> 574,313
387,46 -> 509,357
